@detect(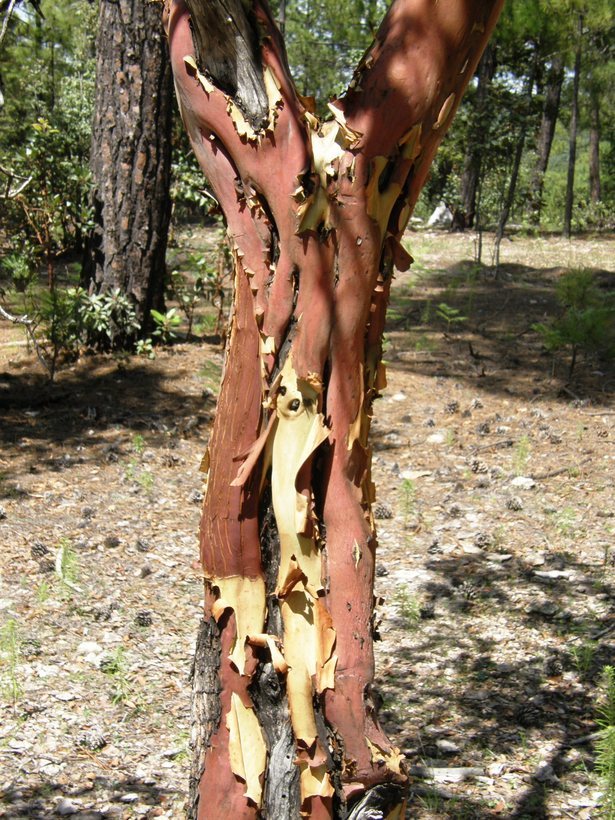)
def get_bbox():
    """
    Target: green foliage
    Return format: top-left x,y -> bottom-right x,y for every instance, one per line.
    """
533,269 -> 615,376
436,302 -> 468,332
32,287 -> 141,378
393,585 -> 421,629
596,666 -> 615,818
0,0 -> 95,289
273,0 -> 388,111
151,308 -> 181,343
0,619 -> 22,706
101,646 -> 134,705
